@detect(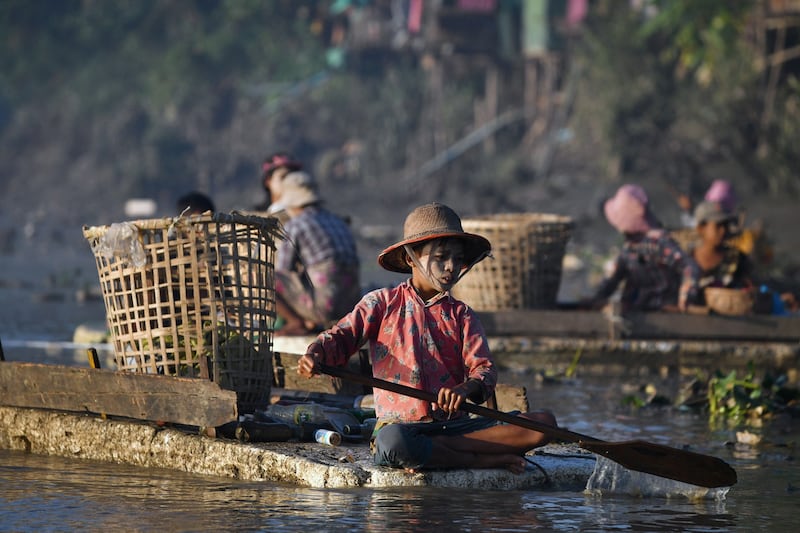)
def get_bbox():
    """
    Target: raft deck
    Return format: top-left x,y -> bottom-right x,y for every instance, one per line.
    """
0,406 -> 594,490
